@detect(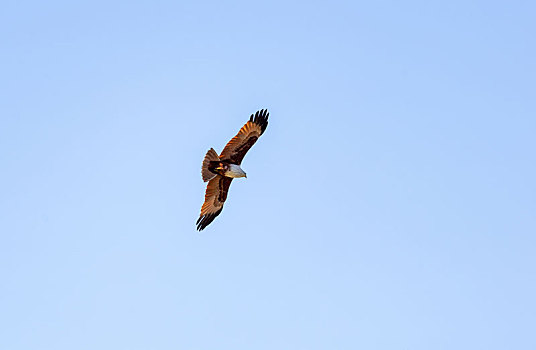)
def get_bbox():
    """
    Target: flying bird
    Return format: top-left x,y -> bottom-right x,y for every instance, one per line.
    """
196,109 -> 269,231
